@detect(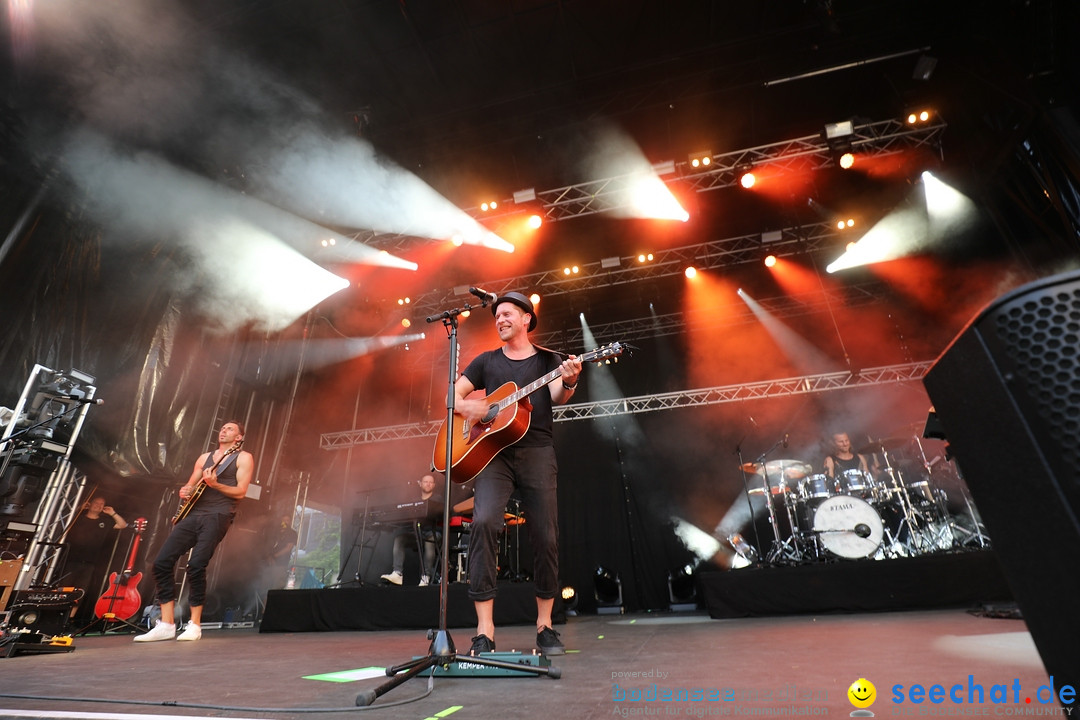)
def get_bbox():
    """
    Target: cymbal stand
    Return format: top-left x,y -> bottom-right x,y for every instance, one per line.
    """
753,437 -> 802,565
356,299 -> 558,708
877,446 -> 924,556
911,436 -> 951,523
733,431 -> 765,564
